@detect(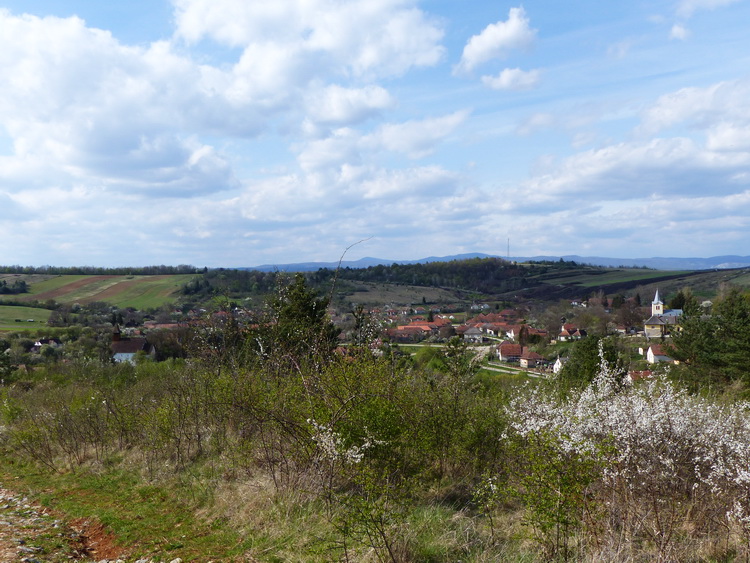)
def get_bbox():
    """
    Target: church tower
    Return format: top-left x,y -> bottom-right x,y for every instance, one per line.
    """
652,289 -> 664,316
